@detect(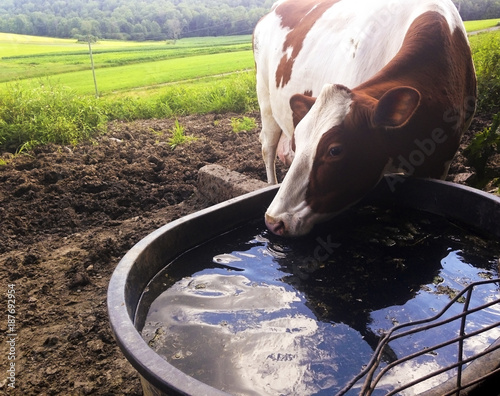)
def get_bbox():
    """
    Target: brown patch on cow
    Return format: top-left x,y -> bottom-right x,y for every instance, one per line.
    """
305,11 -> 476,214
354,11 -> 476,178
275,0 -> 341,88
